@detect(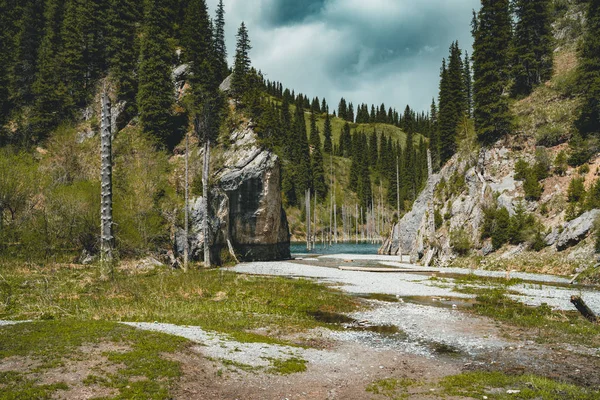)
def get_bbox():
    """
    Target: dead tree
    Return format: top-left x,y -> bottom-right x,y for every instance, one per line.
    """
100,89 -> 114,278
195,108 -> 212,268
183,131 -> 189,272
570,295 -> 599,324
